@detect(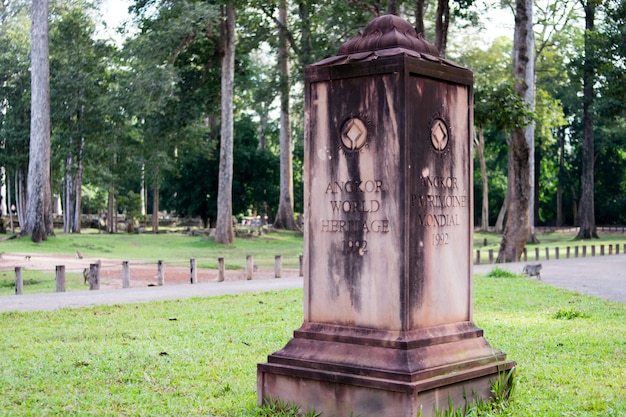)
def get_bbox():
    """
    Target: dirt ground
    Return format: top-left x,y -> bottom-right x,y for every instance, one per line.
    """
0,252 -> 297,289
